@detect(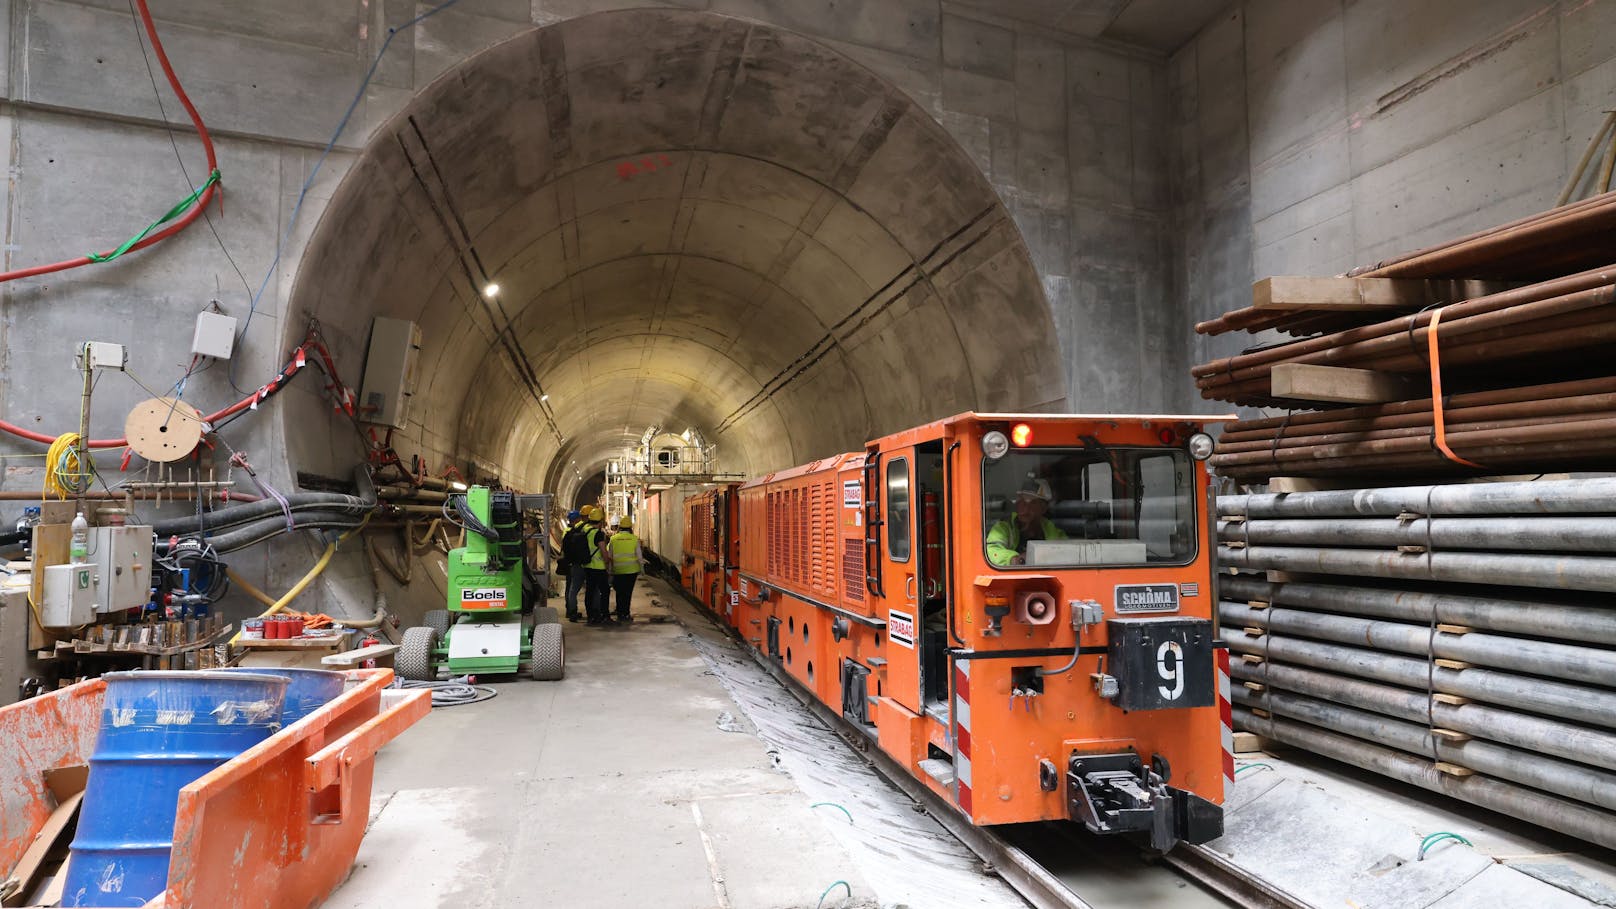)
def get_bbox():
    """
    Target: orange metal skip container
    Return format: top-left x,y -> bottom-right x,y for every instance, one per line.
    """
0,668 -> 430,909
